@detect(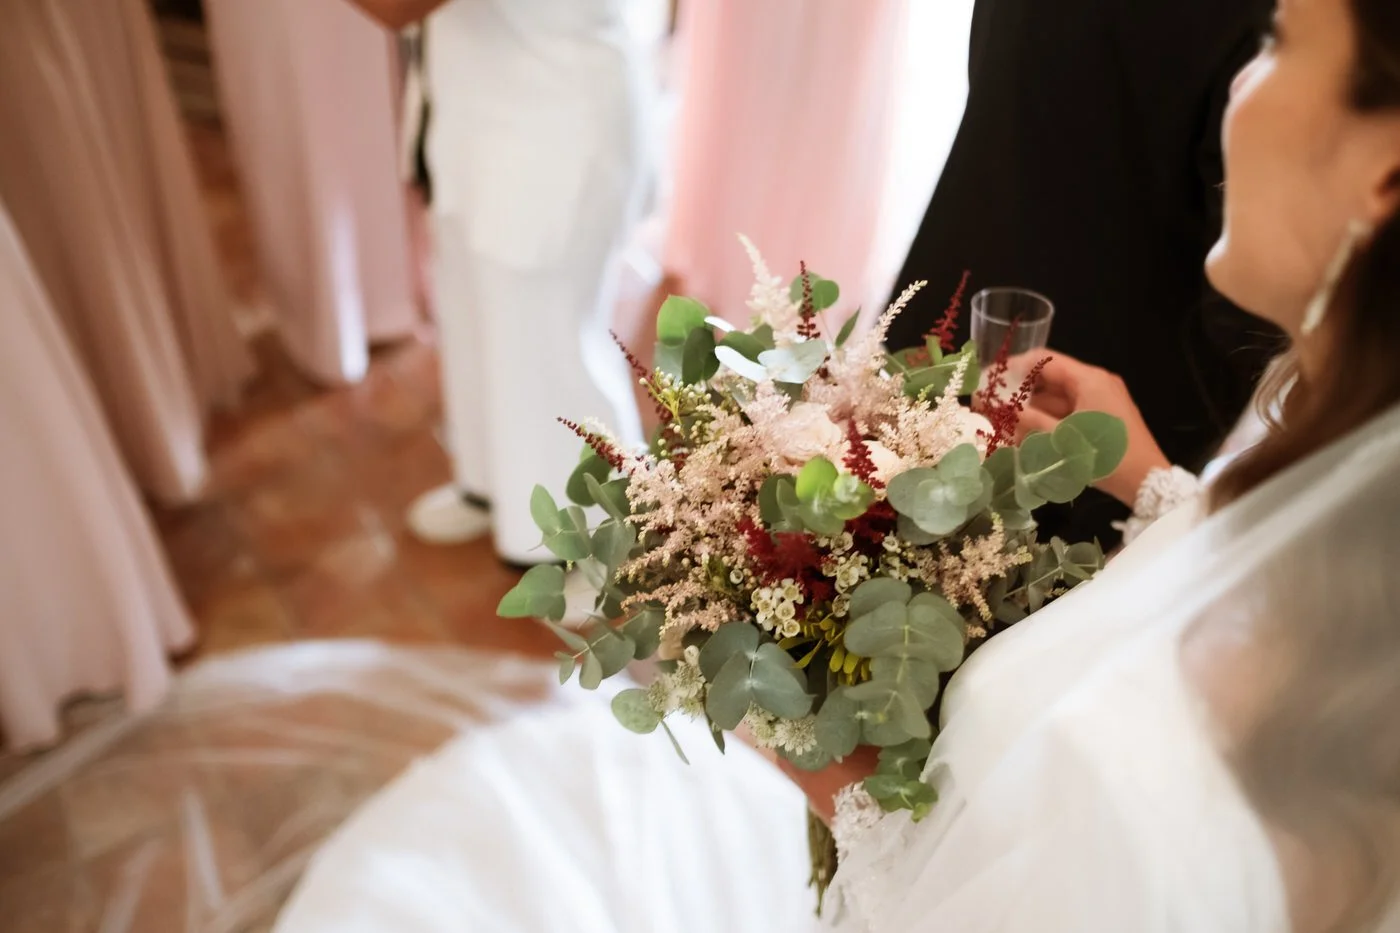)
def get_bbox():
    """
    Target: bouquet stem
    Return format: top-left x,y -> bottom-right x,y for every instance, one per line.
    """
807,806 -> 839,915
